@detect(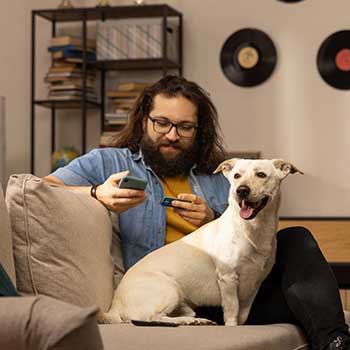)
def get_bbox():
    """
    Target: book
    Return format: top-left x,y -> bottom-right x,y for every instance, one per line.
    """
105,118 -> 128,125
49,89 -> 95,96
49,85 -> 94,92
49,82 -> 94,90
106,120 -> 128,125
47,95 -> 83,101
117,82 -> 148,92
112,103 -> 134,110
49,66 -> 83,74
52,49 -> 96,61
50,36 -> 96,50
114,108 -> 130,113
47,94 -> 97,101
47,77 -> 94,86
52,61 -> 78,68
62,57 -> 84,64
107,91 -> 141,98
110,97 -> 137,103
46,72 -> 84,78
49,44 -> 96,54
45,71 -> 95,81
105,112 -> 129,120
